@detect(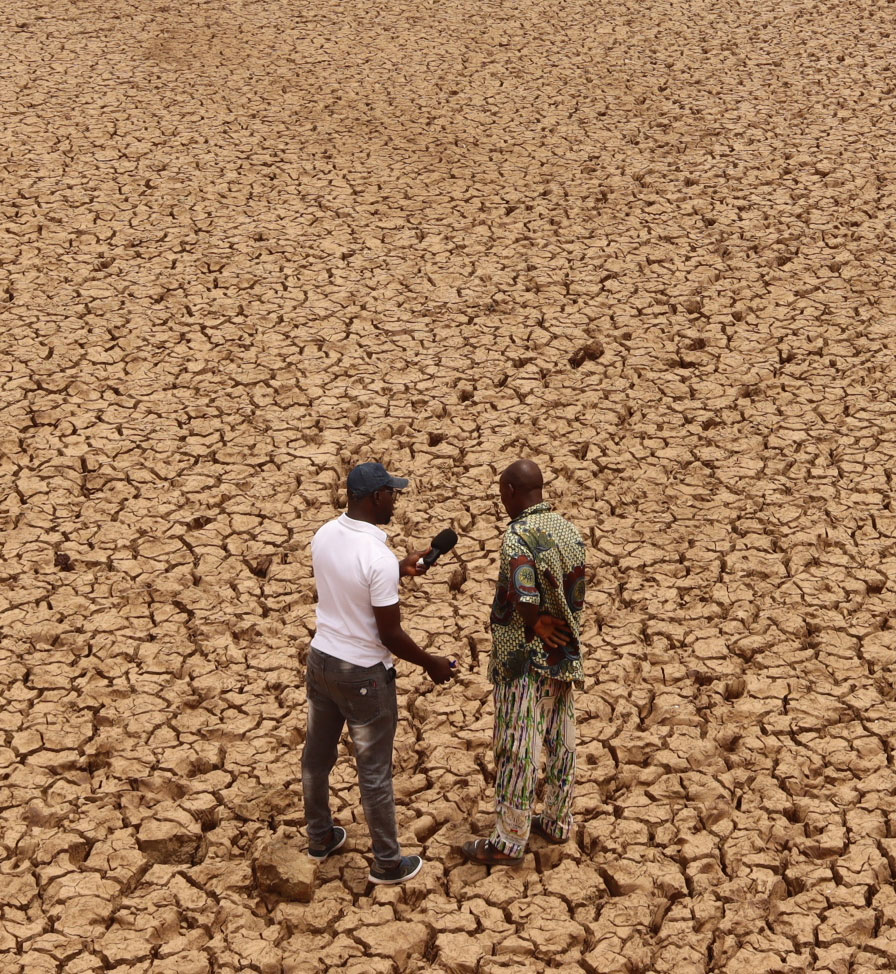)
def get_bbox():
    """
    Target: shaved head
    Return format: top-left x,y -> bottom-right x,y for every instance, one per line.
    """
499,460 -> 544,518
501,460 -> 543,491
